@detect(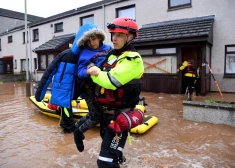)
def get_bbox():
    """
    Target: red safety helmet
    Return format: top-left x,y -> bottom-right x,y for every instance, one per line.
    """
107,17 -> 139,37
